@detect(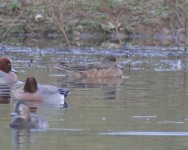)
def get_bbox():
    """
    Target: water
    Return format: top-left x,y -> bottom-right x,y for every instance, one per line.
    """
1,46 -> 188,150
